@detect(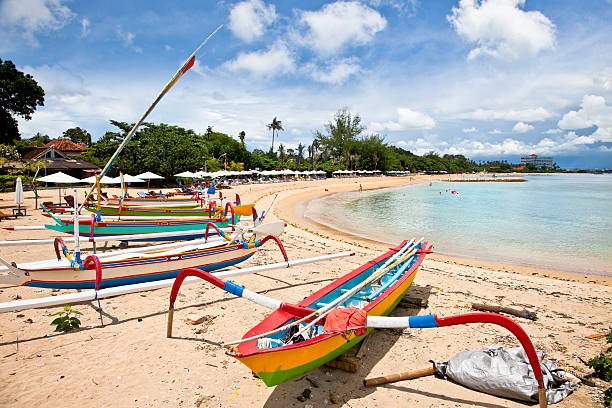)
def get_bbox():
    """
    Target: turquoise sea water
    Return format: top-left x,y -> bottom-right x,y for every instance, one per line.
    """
305,174 -> 612,276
